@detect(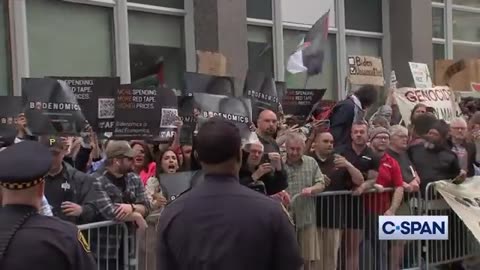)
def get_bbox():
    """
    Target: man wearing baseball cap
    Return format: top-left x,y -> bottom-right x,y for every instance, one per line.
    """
93,140 -> 150,269
38,136 -> 100,225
